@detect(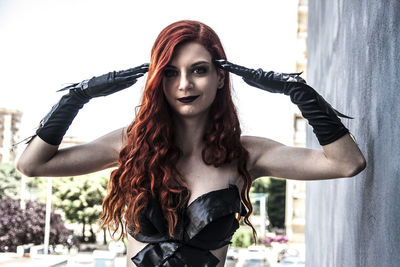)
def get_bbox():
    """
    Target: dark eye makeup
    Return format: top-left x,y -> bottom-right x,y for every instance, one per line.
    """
192,66 -> 208,75
163,62 -> 210,78
163,69 -> 178,78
